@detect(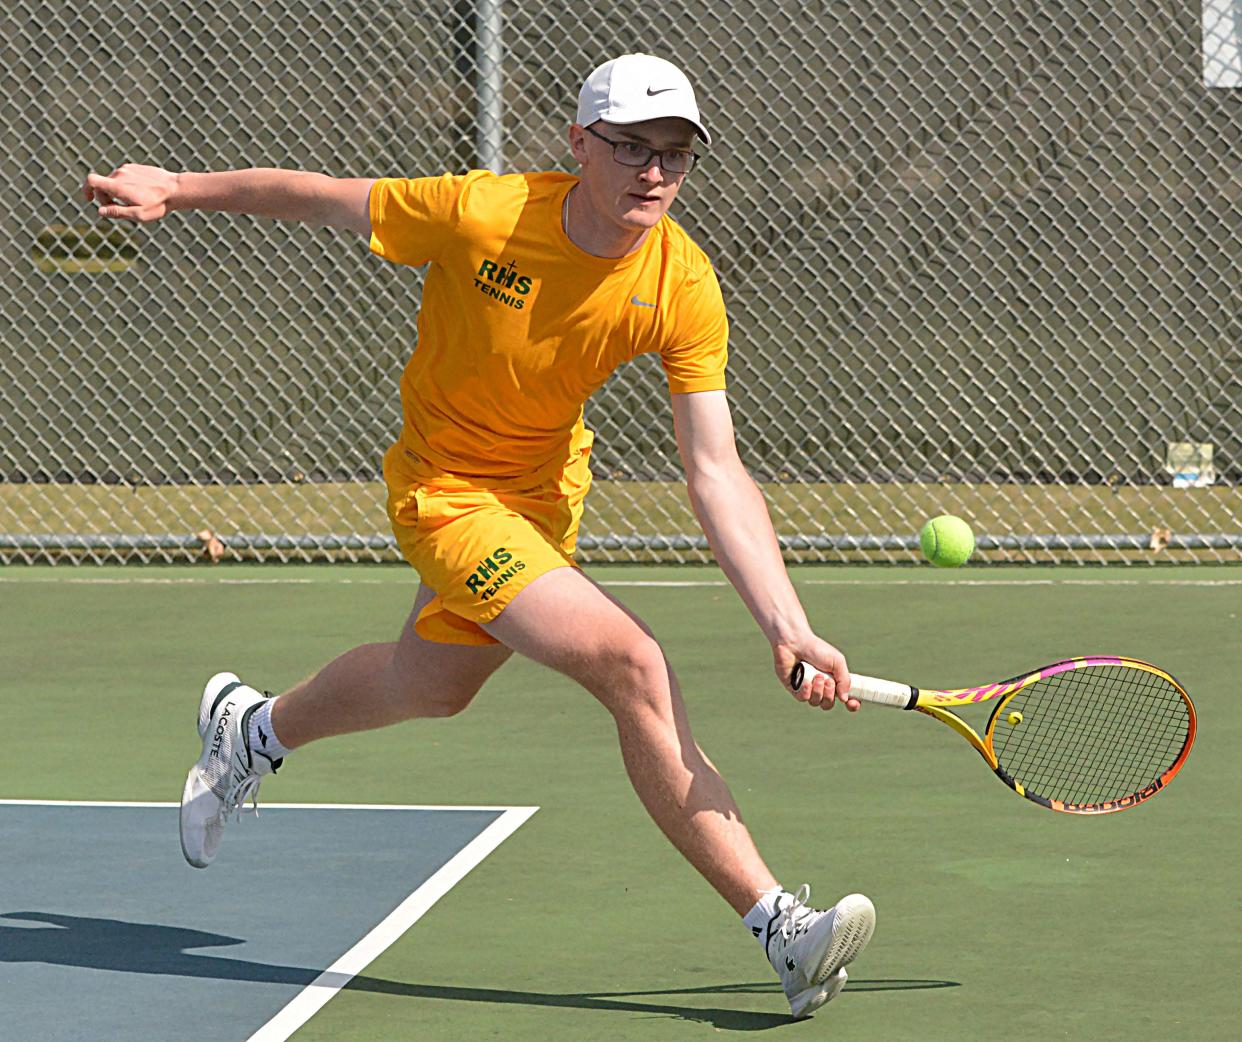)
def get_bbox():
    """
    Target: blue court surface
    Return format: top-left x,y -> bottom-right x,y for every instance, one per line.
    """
0,801 -> 536,1041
